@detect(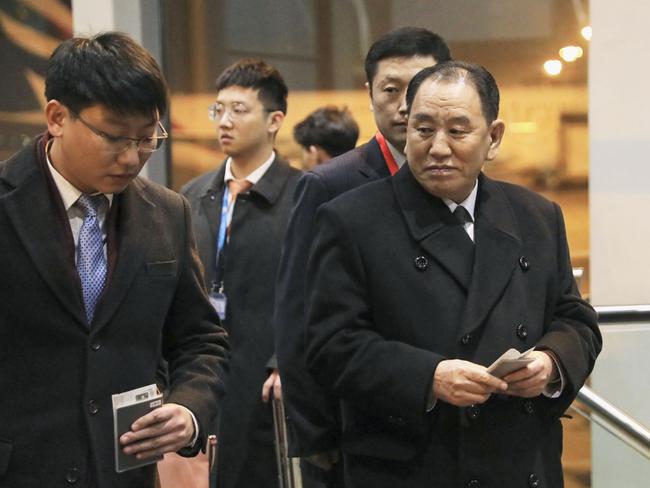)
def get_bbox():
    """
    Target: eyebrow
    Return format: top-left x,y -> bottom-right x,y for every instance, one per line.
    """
104,116 -> 157,131
410,113 -> 472,125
